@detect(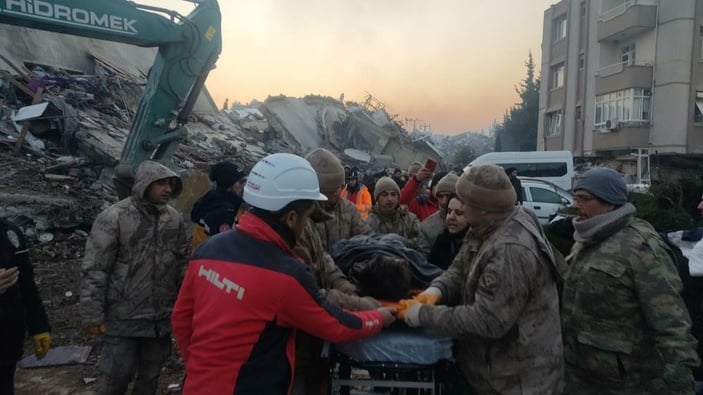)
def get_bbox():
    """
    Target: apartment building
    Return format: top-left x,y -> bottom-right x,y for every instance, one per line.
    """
538,0 -> 703,156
